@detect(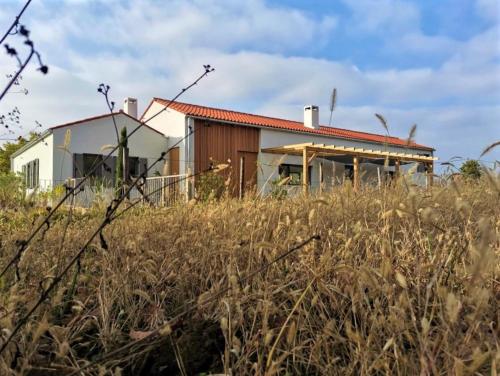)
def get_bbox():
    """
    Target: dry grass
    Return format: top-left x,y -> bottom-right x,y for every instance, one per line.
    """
0,176 -> 498,375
